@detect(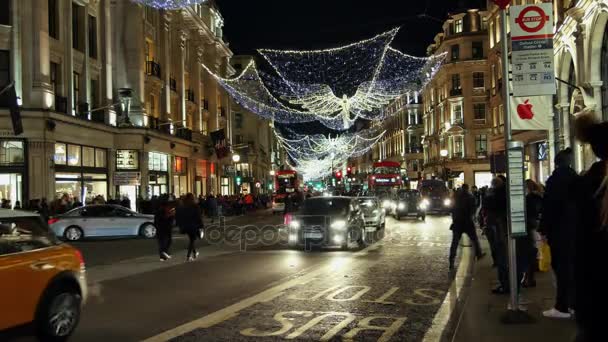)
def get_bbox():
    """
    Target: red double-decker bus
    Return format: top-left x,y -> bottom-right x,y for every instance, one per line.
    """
368,161 -> 402,191
272,170 -> 300,213
275,170 -> 299,194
